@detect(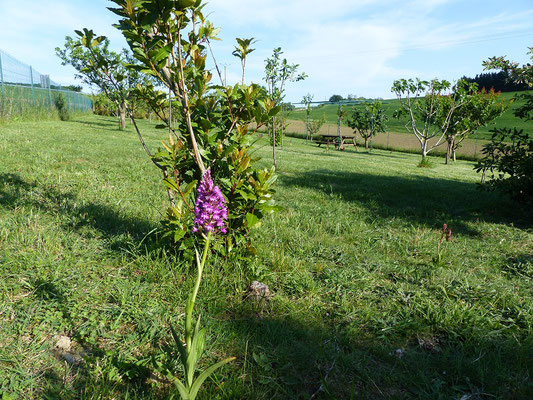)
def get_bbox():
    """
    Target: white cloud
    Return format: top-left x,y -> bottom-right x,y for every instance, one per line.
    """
1,0 -> 530,98
205,0 -> 533,100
